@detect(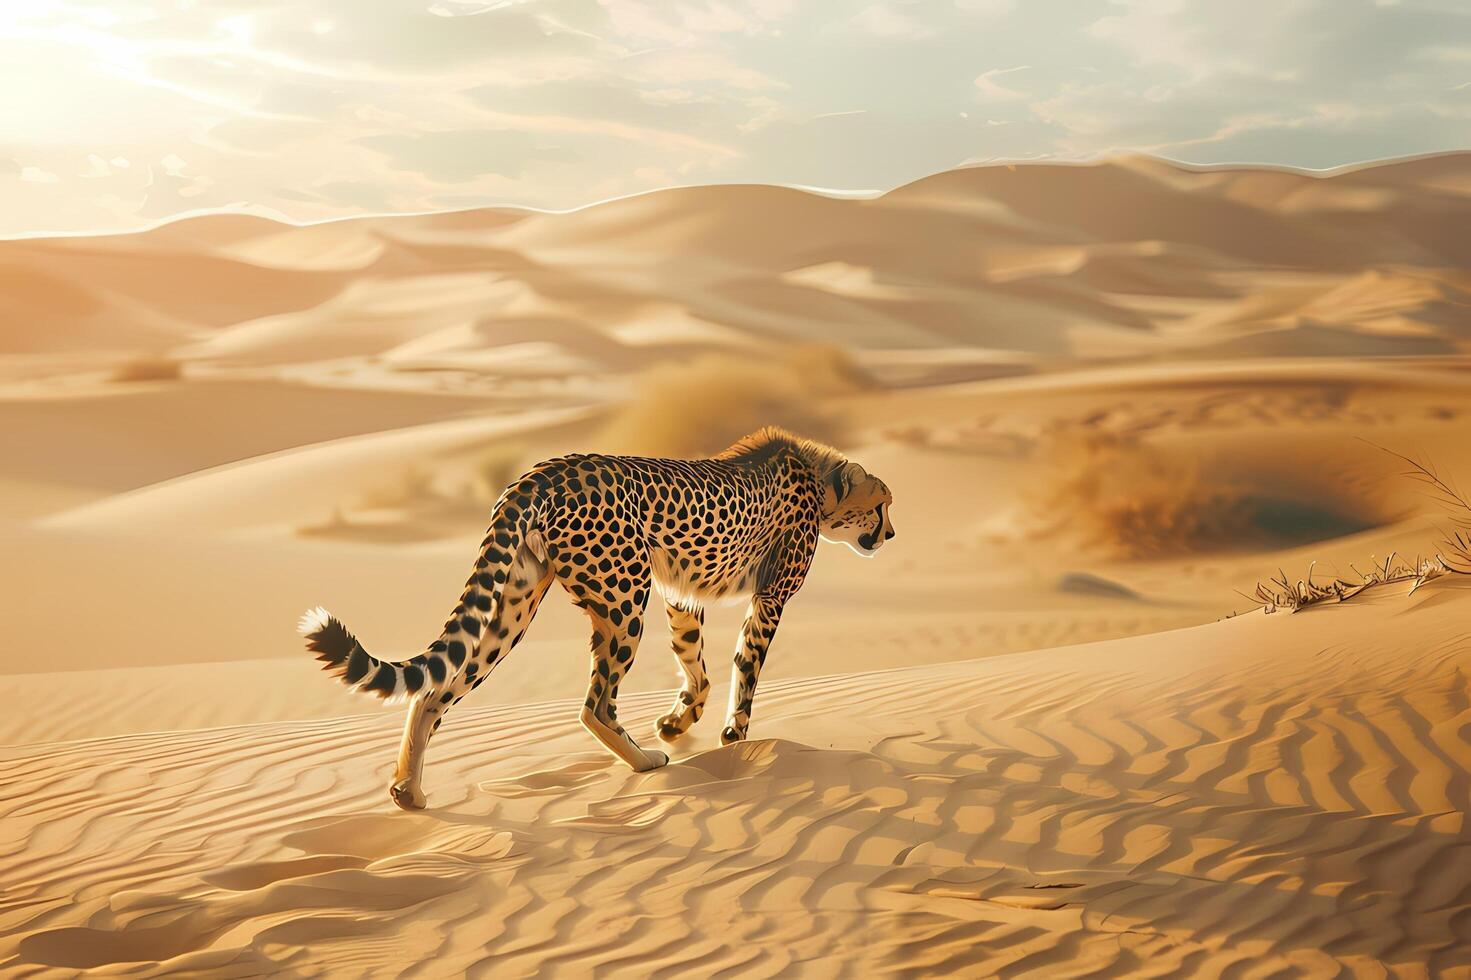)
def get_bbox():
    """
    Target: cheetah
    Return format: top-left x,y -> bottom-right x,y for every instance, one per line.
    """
299,427 -> 895,810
